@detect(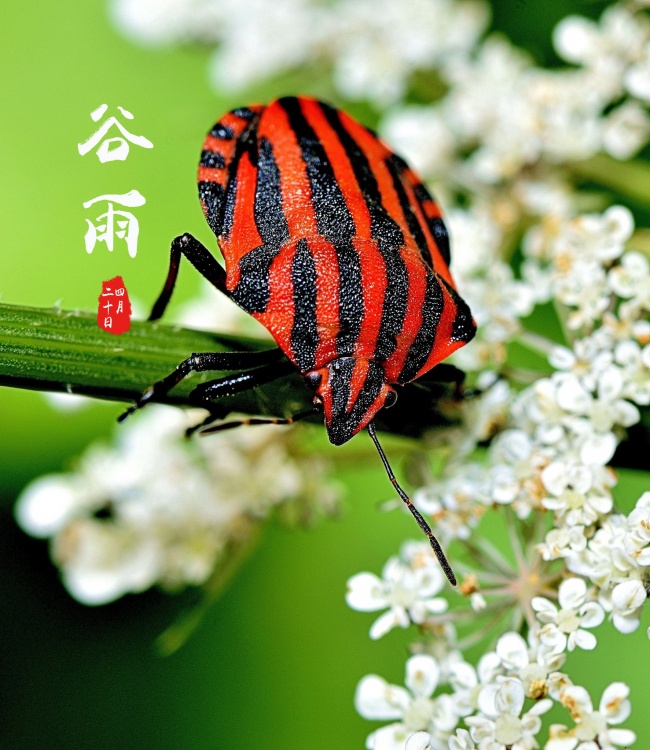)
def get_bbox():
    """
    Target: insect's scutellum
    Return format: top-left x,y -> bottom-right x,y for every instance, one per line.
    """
122,97 -> 476,582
